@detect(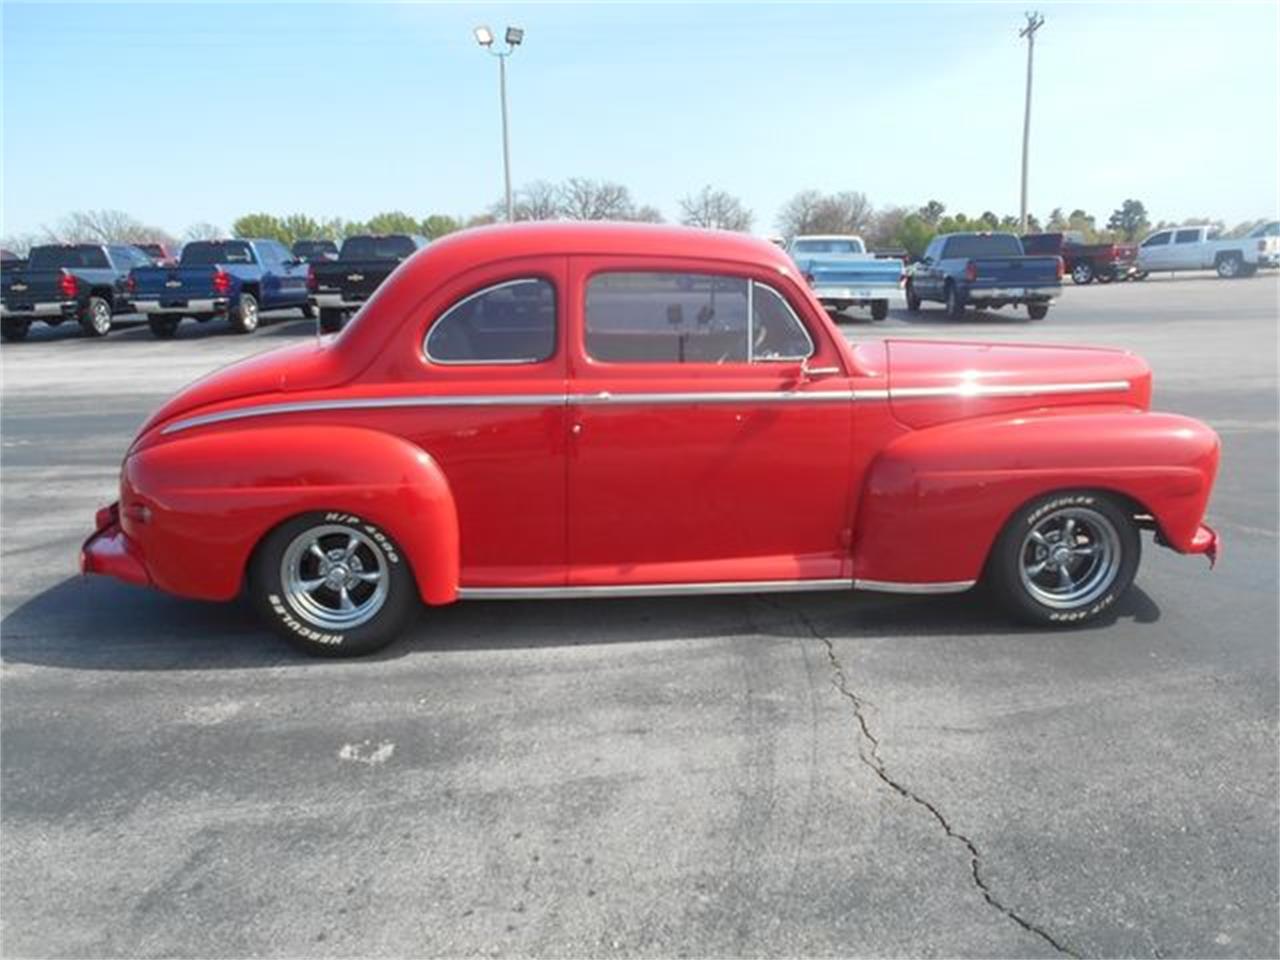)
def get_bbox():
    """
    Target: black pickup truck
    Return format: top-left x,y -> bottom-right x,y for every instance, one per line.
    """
1,243 -> 151,341
309,234 -> 427,332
